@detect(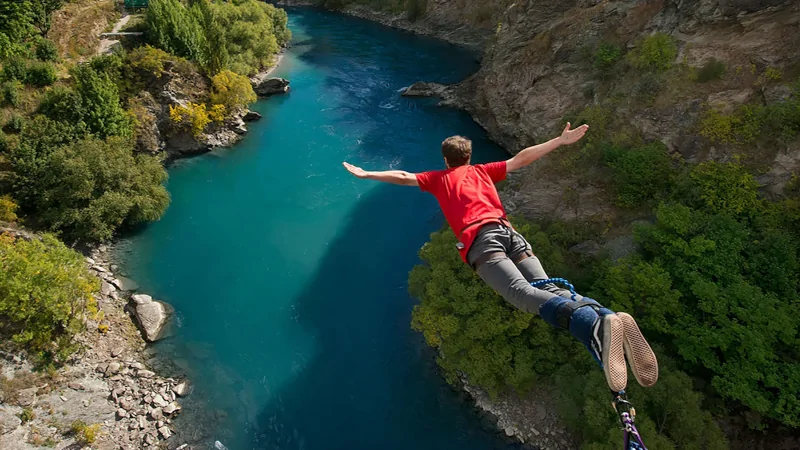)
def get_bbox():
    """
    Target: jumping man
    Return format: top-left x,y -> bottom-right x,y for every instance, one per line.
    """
342,123 -> 658,392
